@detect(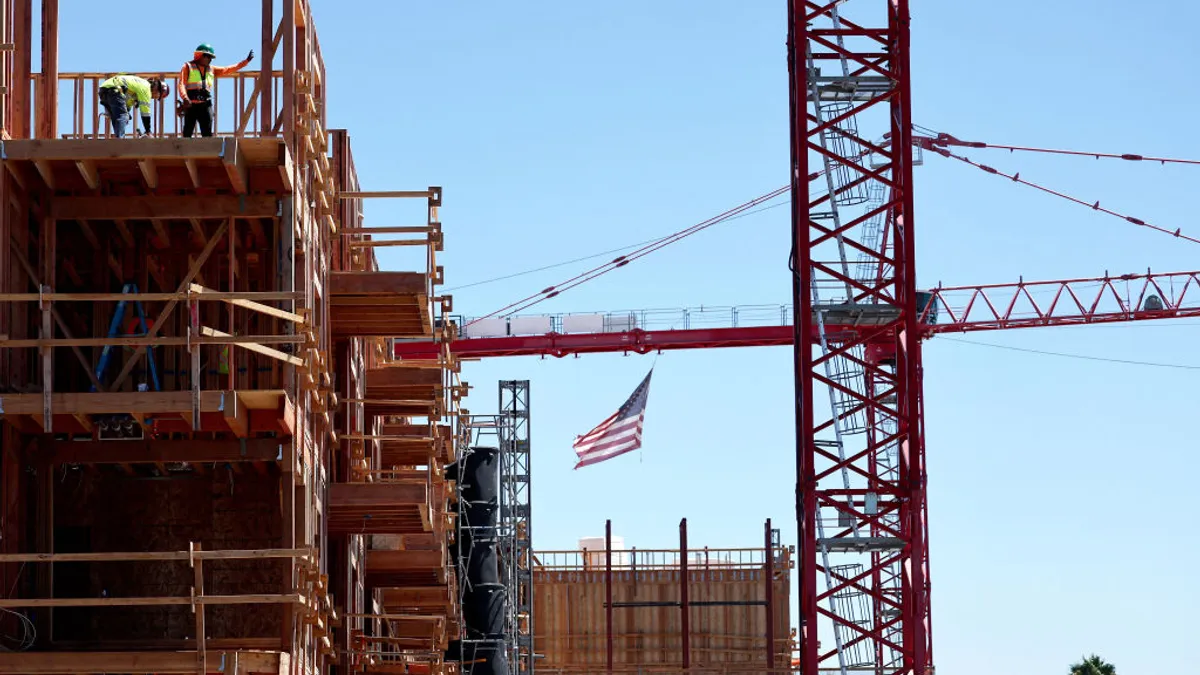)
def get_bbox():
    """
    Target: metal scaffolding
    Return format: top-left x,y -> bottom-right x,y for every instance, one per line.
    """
455,380 -> 534,675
